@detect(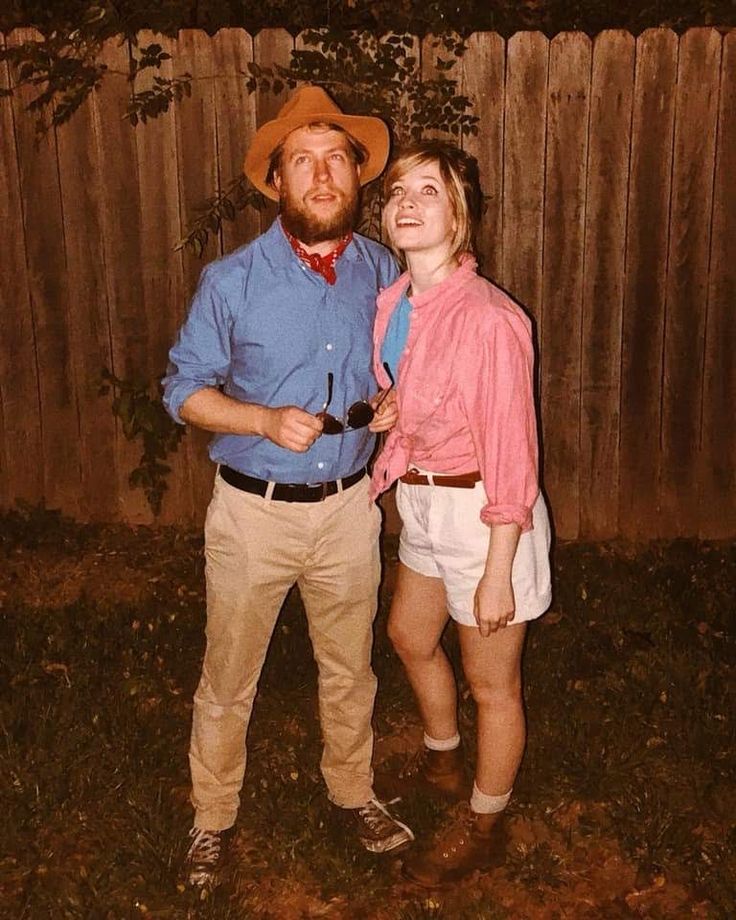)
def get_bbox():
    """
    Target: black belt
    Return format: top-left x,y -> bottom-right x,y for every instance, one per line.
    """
219,465 -> 366,502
